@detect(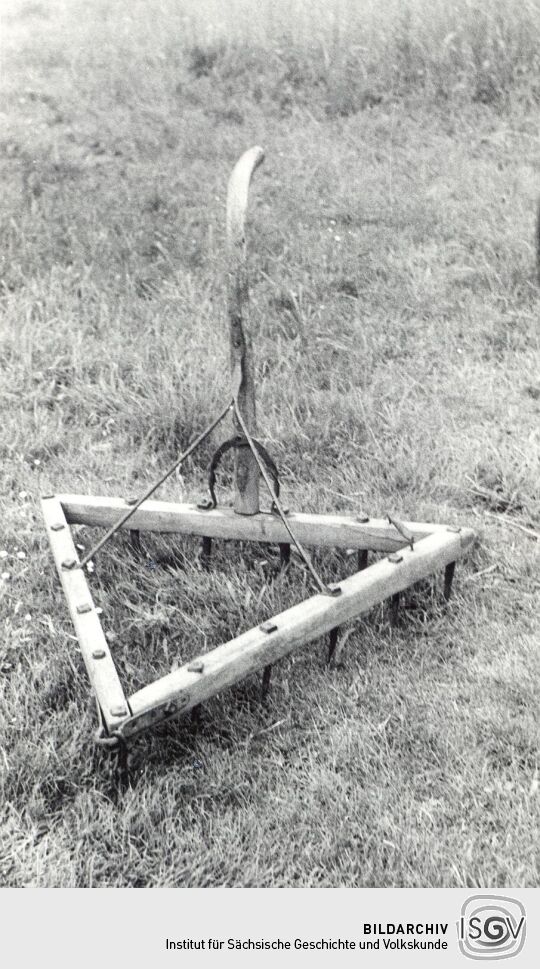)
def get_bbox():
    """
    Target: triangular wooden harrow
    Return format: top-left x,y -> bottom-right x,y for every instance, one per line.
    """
42,147 -> 475,778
